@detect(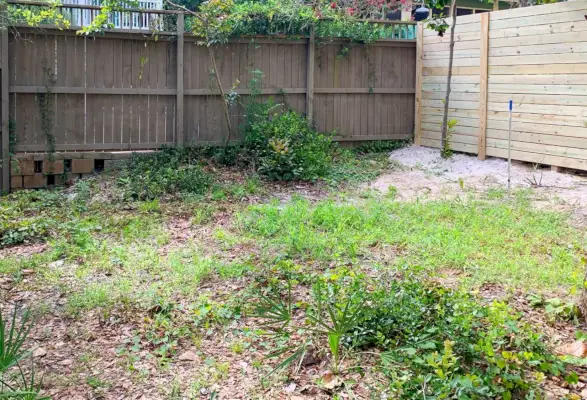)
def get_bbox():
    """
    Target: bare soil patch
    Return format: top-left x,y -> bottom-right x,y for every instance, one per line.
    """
371,145 -> 587,225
